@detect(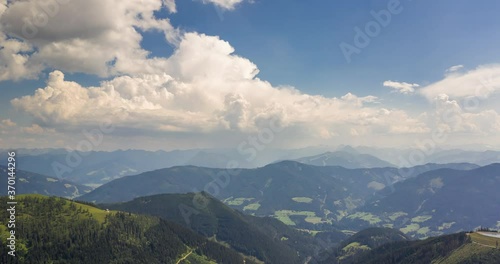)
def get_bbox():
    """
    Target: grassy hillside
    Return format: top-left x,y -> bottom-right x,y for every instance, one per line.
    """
0,195 -> 257,264
354,232 -> 500,264
437,243 -> 500,264
470,232 -> 500,248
